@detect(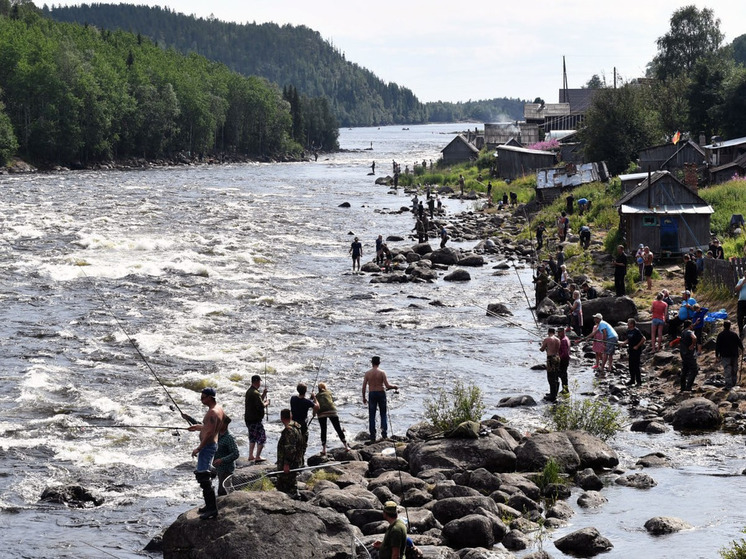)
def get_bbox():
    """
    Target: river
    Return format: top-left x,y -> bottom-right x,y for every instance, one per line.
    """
0,123 -> 744,558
